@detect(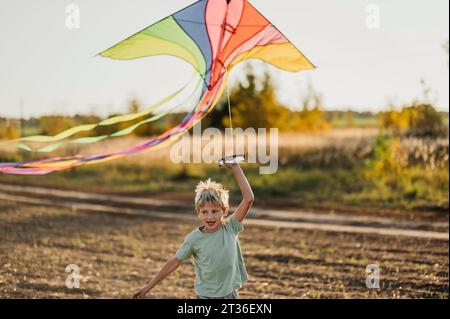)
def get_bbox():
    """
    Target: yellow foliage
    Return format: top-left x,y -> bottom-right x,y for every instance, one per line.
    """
379,104 -> 445,136
223,66 -> 330,132
0,120 -> 21,140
